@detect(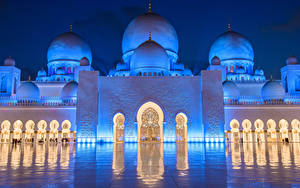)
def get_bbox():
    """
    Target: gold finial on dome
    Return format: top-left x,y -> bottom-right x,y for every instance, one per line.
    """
148,0 -> 152,13
228,23 -> 231,32
70,24 -> 73,32
28,75 -> 31,81
148,32 -> 152,41
270,75 -> 273,81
